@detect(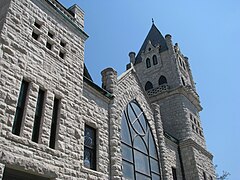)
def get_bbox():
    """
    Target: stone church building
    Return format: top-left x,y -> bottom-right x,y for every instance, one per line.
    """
0,0 -> 216,179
